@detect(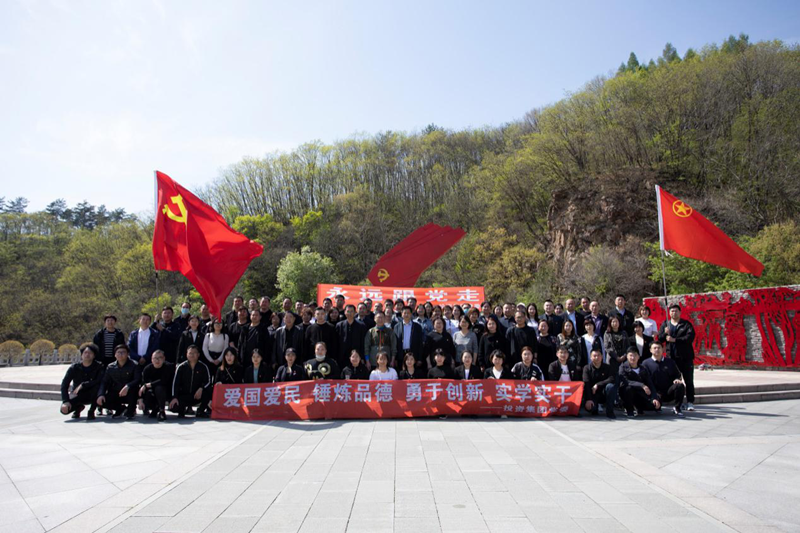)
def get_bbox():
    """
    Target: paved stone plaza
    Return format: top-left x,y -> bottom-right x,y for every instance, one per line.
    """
0,396 -> 797,533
